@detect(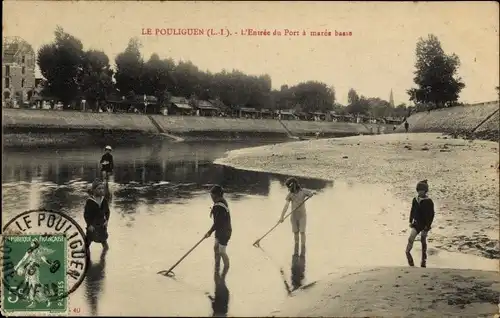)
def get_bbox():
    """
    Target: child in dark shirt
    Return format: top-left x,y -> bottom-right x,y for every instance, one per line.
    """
100,146 -> 114,180
205,185 -> 232,276
84,179 -> 110,253
405,180 -> 435,267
